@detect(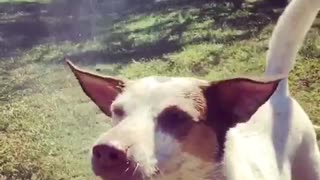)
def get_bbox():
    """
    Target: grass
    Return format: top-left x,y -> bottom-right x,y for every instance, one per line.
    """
0,0 -> 319,179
